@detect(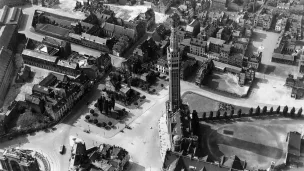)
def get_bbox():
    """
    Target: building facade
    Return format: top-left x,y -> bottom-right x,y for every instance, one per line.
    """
0,148 -> 40,171
167,13 -> 181,113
